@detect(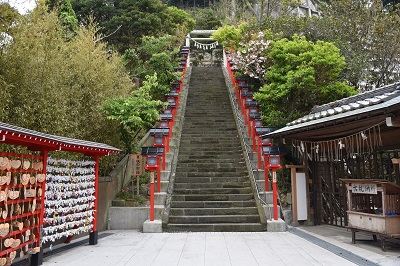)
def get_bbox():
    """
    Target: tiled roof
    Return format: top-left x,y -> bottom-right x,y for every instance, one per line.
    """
264,82 -> 400,138
287,82 -> 400,126
0,122 -> 120,155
